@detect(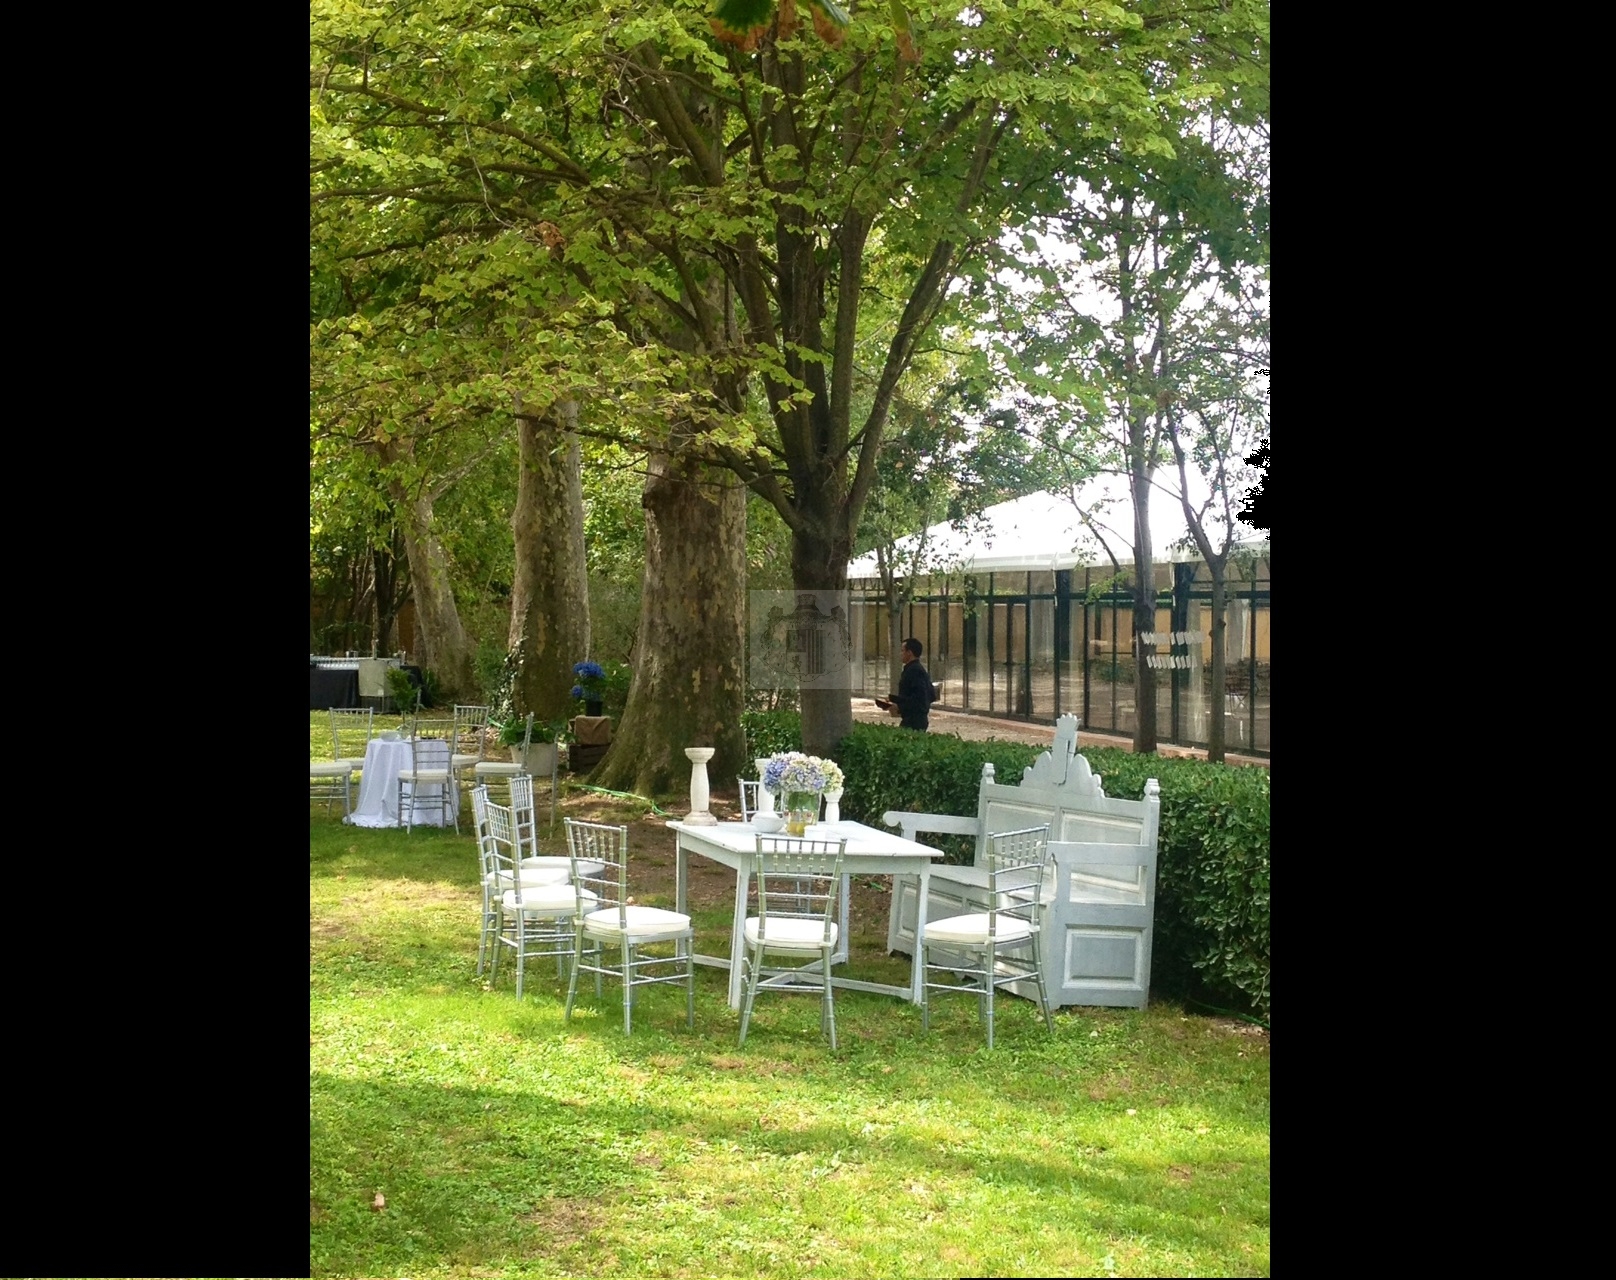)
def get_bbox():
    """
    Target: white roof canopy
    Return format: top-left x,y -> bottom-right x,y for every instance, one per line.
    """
847,481 -> 1268,579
